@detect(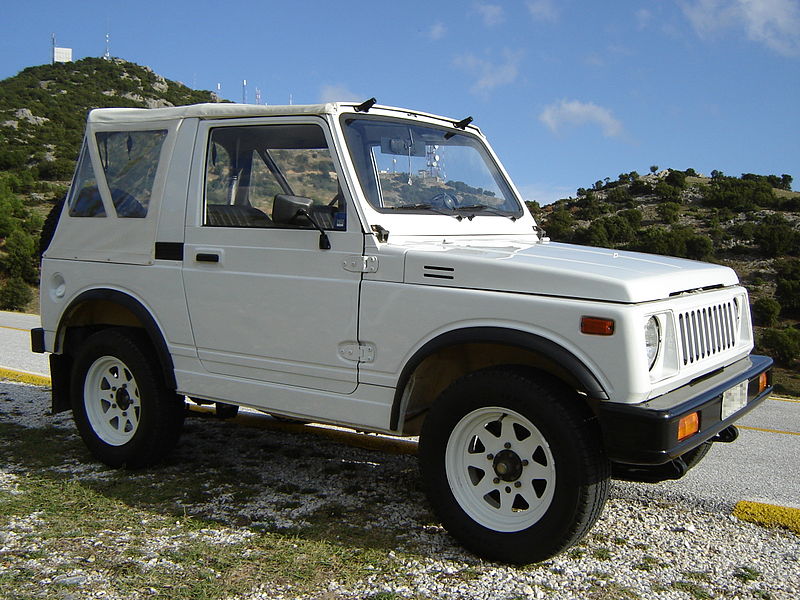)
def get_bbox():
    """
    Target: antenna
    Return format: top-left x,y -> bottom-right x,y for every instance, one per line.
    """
51,33 -> 56,64
103,32 -> 111,60
242,79 -> 247,104
255,87 -> 262,105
